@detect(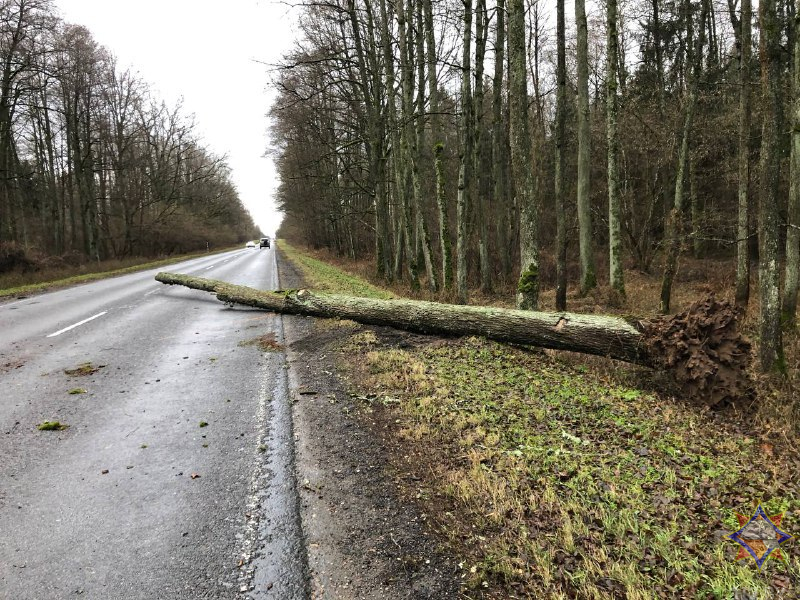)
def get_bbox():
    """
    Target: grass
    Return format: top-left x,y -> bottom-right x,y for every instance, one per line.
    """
279,240 -> 395,299
0,245 -> 240,299
346,335 -> 800,598
280,242 -> 800,599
